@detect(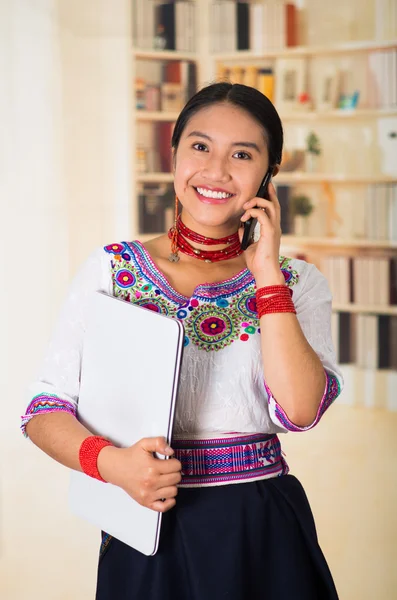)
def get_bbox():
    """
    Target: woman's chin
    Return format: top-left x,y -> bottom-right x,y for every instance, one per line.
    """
182,209 -> 240,233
